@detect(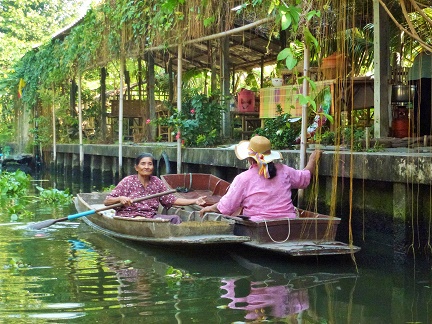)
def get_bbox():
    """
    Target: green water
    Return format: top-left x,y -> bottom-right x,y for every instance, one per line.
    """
0,172 -> 431,323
